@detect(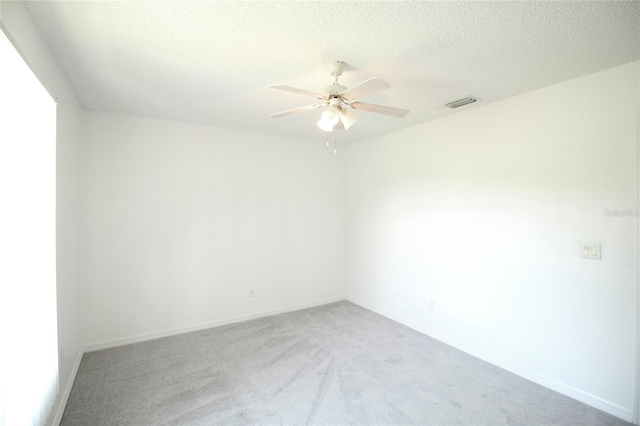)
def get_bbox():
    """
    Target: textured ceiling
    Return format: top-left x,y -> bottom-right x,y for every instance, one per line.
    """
26,1 -> 640,144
